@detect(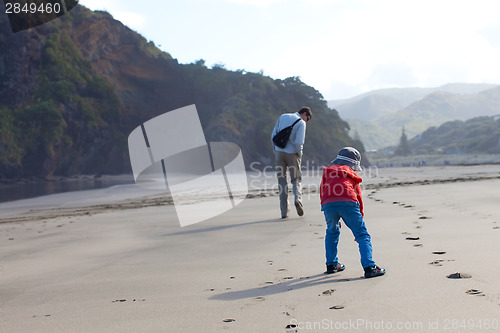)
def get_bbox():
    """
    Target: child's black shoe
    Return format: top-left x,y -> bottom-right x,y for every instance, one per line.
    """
324,263 -> 345,274
364,265 -> 386,278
